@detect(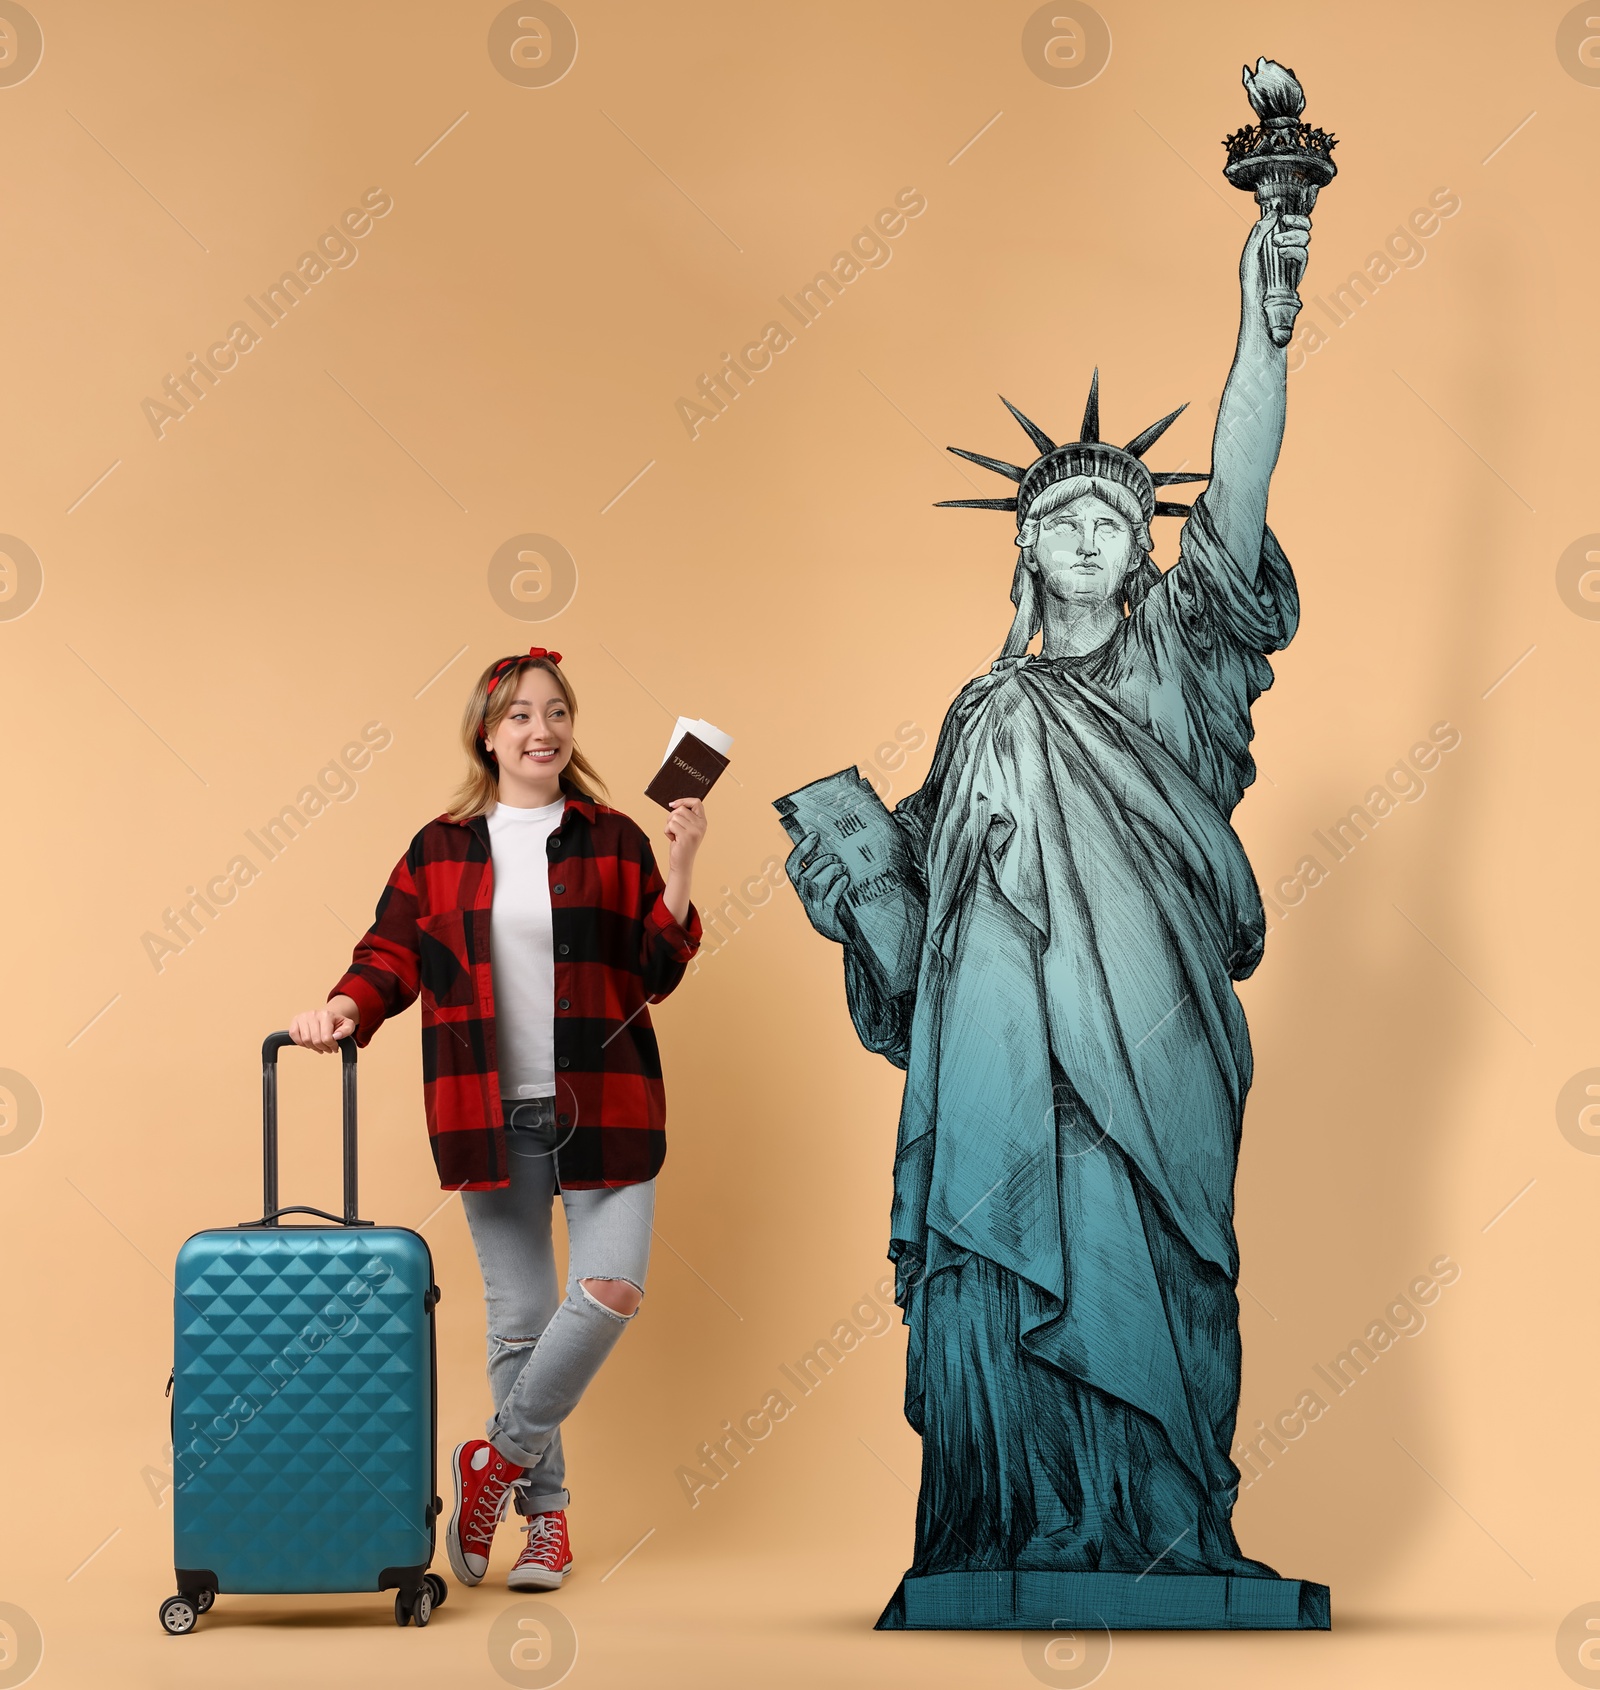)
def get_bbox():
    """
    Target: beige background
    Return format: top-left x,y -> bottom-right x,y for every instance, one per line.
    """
0,1 -> 1595,1686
